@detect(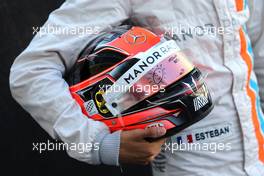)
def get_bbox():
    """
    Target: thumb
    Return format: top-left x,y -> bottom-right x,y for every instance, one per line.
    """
143,126 -> 167,139
125,127 -> 167,141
